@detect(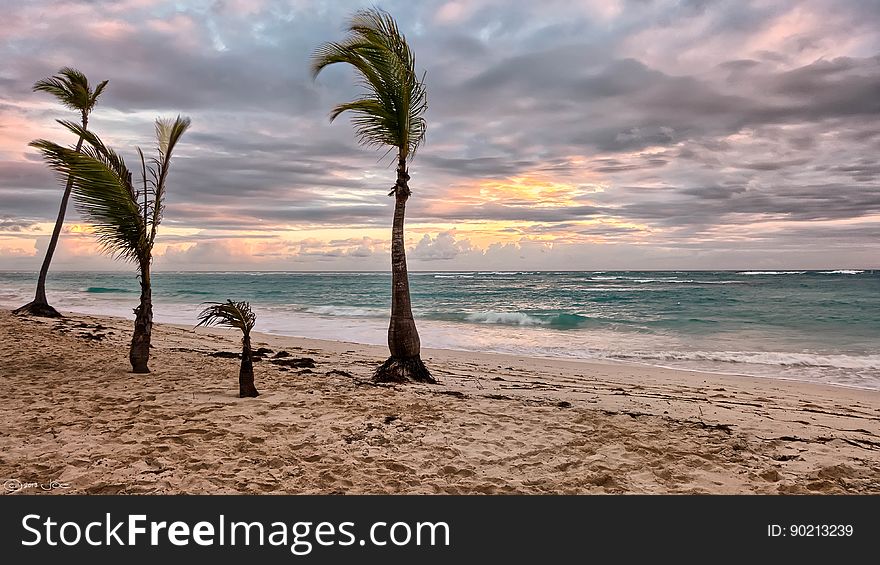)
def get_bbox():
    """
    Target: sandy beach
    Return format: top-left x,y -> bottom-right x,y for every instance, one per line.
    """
1,308 -> 878,494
